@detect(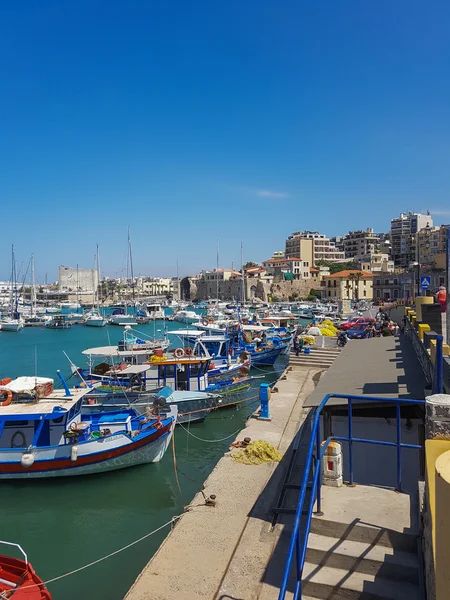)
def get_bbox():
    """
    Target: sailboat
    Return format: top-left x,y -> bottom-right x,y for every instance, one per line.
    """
24,254 -> 46,327
1,246 -> 24,332
109,228 -> 137,326
85,245 -> 107,327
